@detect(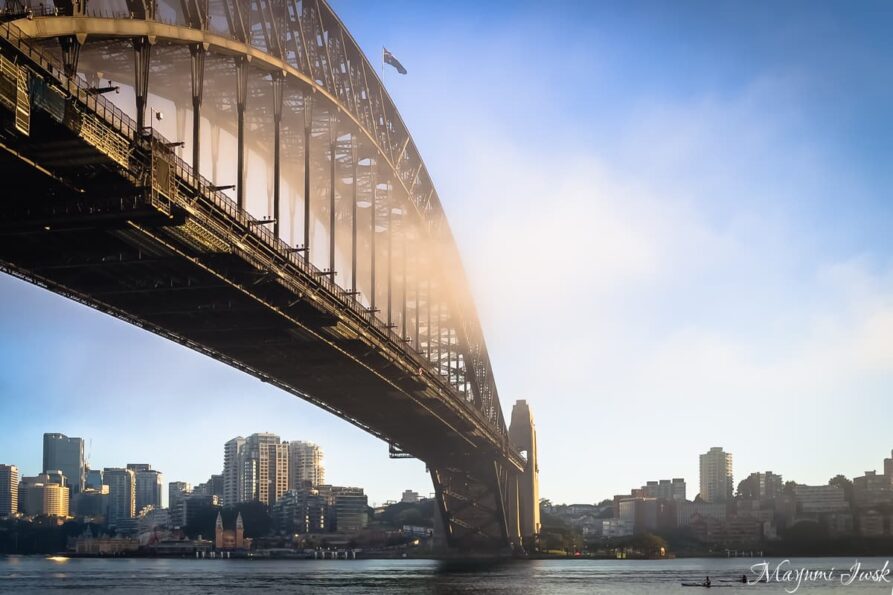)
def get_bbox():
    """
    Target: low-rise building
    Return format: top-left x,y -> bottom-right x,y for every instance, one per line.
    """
676,501 -> 727,527
854,472 -> 892,508
793,484 -> 849,513
601,518 -> 634,537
